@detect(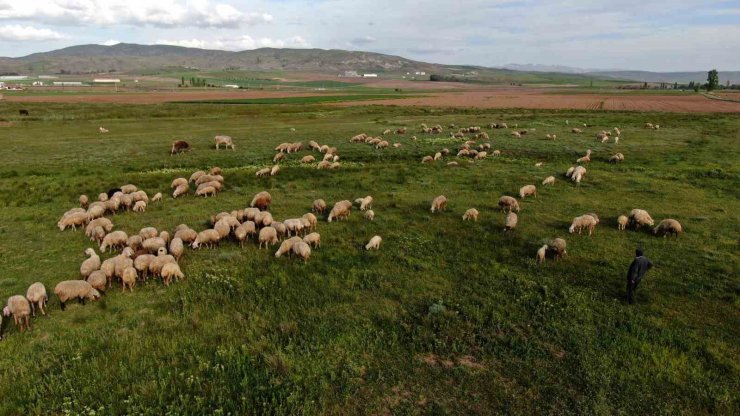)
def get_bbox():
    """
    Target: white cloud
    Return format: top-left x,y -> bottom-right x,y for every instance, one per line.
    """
156,35 -> 309,50
0,0 -> 272,28
0,24 -> 65,41
101,39 -> 120,46
348,36 -> 376,46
